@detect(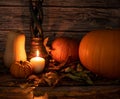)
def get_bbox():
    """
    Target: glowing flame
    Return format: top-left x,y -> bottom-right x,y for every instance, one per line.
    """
36,50 -> 39,57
